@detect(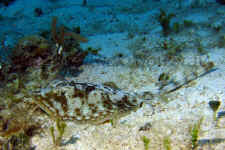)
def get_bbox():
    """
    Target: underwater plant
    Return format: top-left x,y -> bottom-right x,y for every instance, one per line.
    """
0,14 -> 92,148
50,16 -> 89,74
50,119 -> 67,146
163,136 -> 172,150
10,35 -> 51,72
0,16 -> 90,86
51,16 -> 88,55
141,136 -> 150,150
157,9 -> 175,36
190,117 -> 203,150
0,104 -> 42,150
